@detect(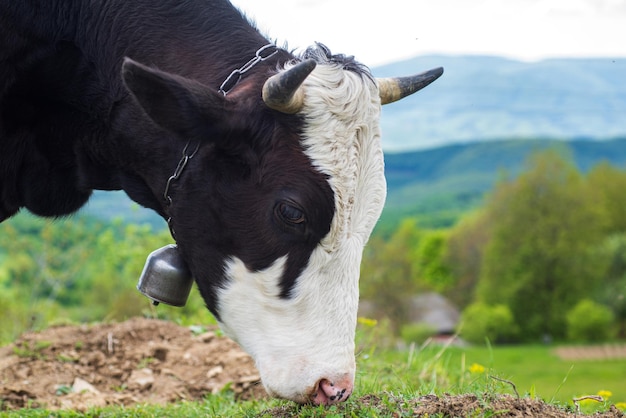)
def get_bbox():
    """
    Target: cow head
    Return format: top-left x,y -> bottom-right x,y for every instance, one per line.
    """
121,45 -> 442,404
